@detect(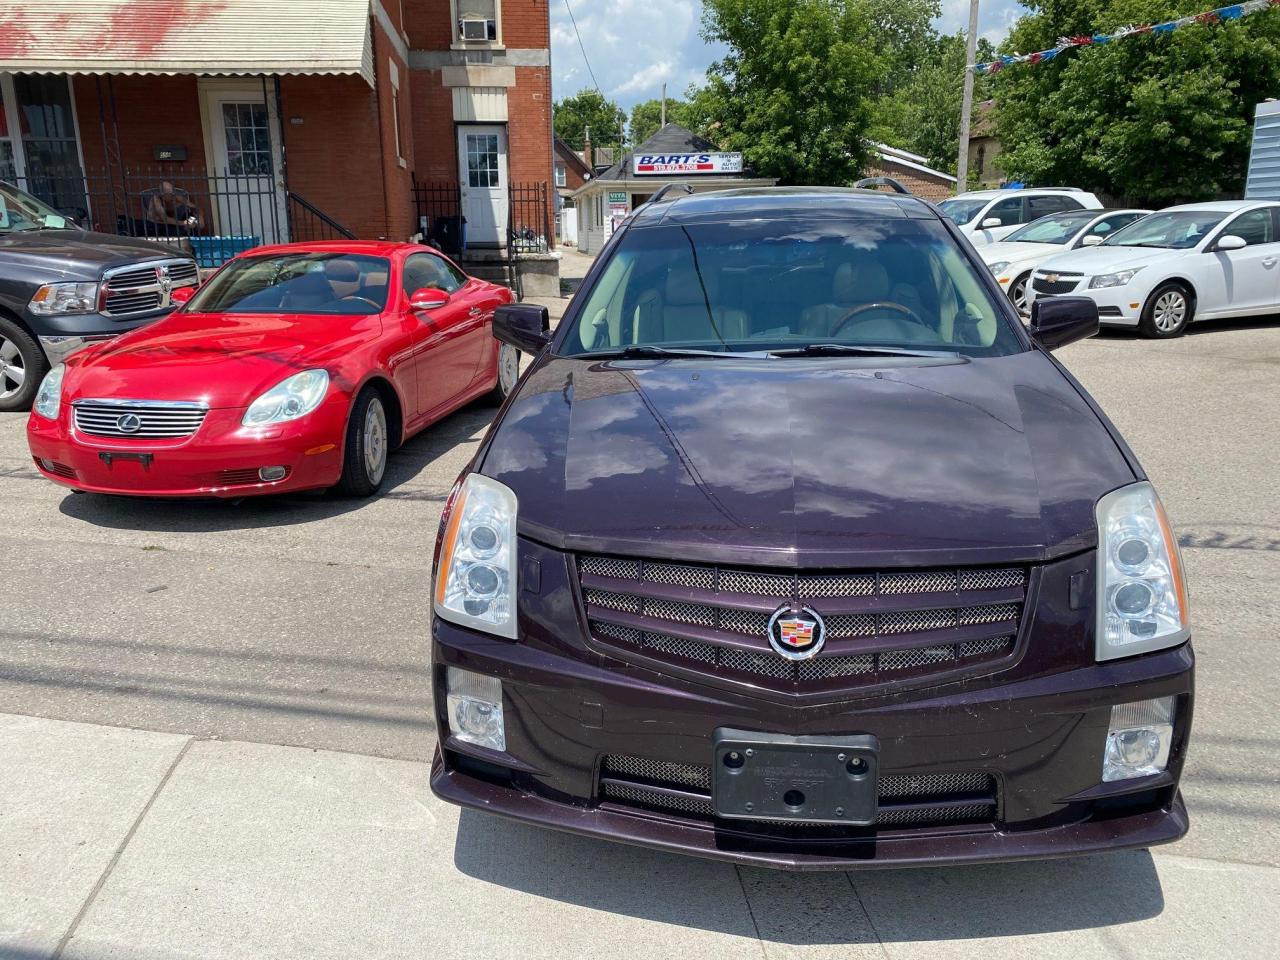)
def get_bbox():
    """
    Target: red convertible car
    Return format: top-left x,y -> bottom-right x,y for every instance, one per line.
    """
26,241 -> 519,498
